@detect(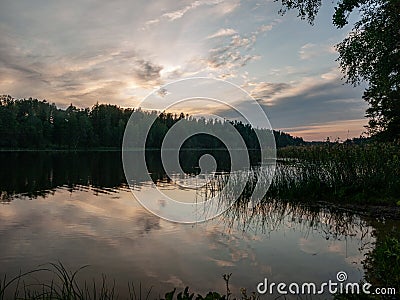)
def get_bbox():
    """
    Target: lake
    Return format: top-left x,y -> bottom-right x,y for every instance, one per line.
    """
0,151 -> 396,299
